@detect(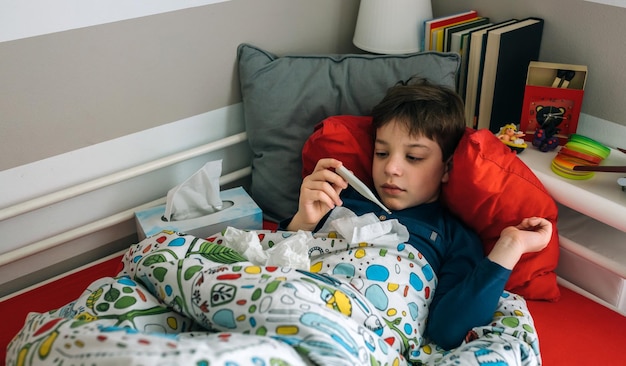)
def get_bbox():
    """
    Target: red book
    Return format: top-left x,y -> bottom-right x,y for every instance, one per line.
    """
423,10 -> 478,51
